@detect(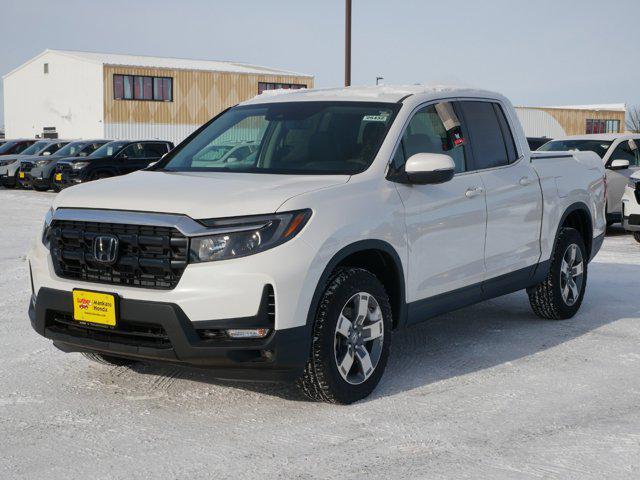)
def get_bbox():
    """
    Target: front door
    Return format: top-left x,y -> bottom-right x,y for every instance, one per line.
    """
606,139 -> 640,216
393,101 -> 487,318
